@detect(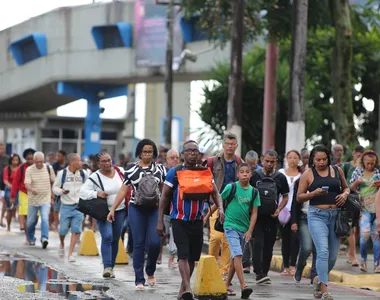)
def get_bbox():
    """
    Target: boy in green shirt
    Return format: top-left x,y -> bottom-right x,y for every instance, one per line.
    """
205,163 -> 260,299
